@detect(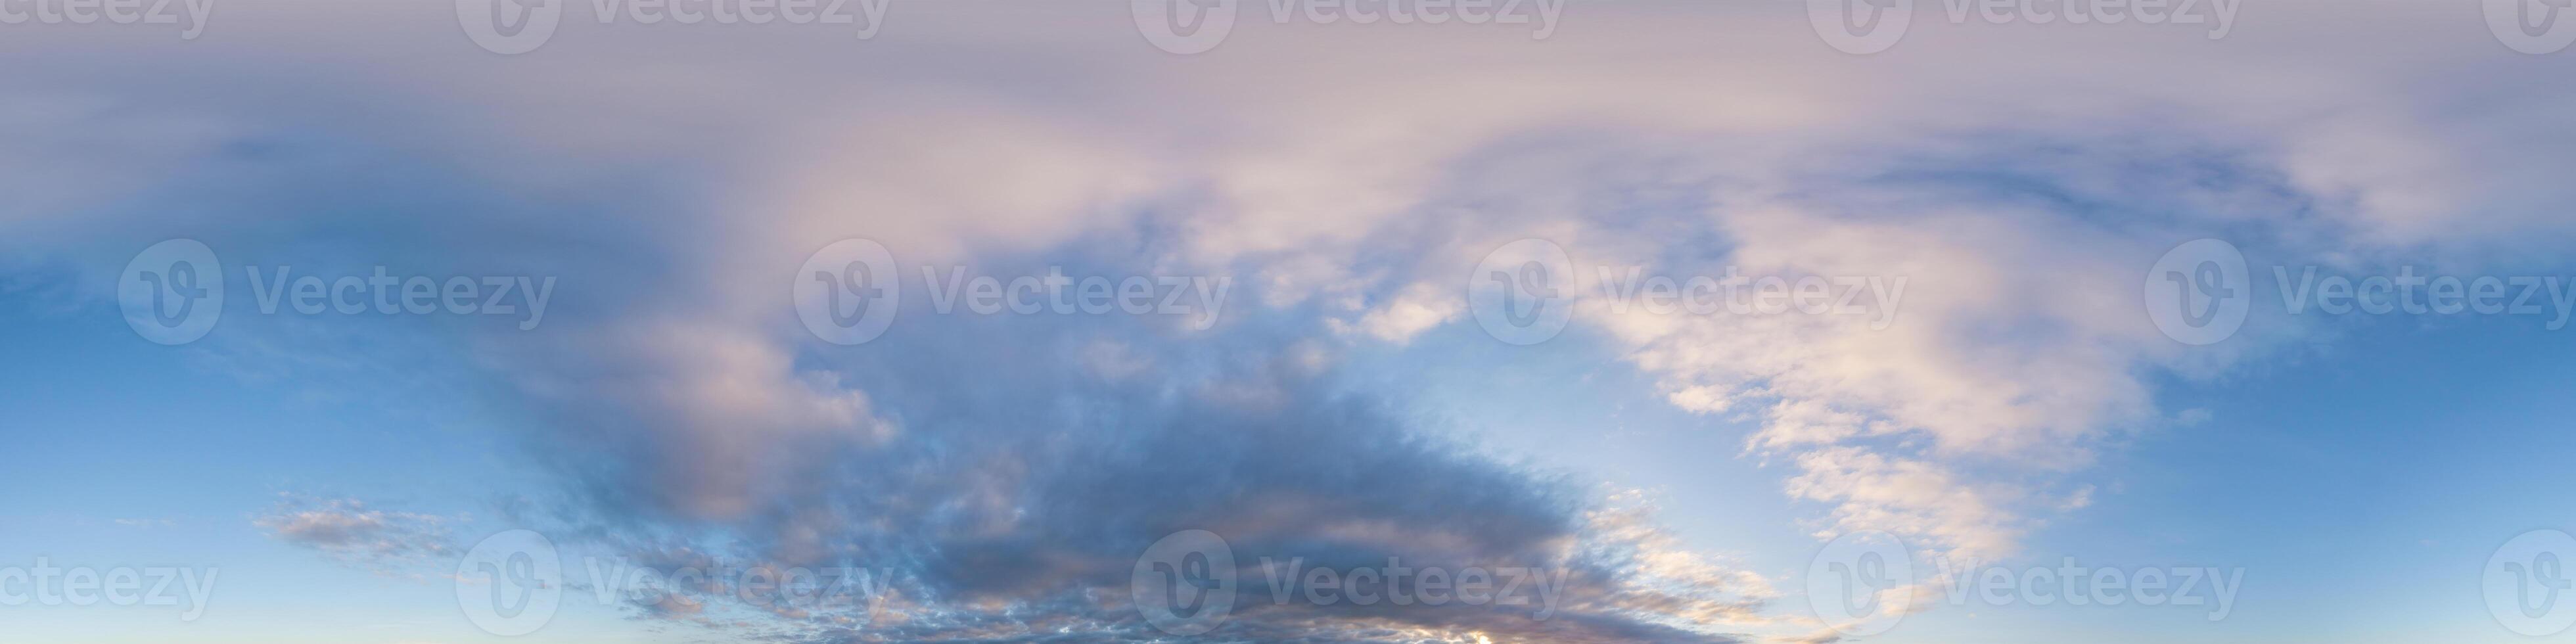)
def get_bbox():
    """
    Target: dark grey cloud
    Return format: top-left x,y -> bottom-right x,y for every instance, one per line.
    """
488,239 -> 1775,641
